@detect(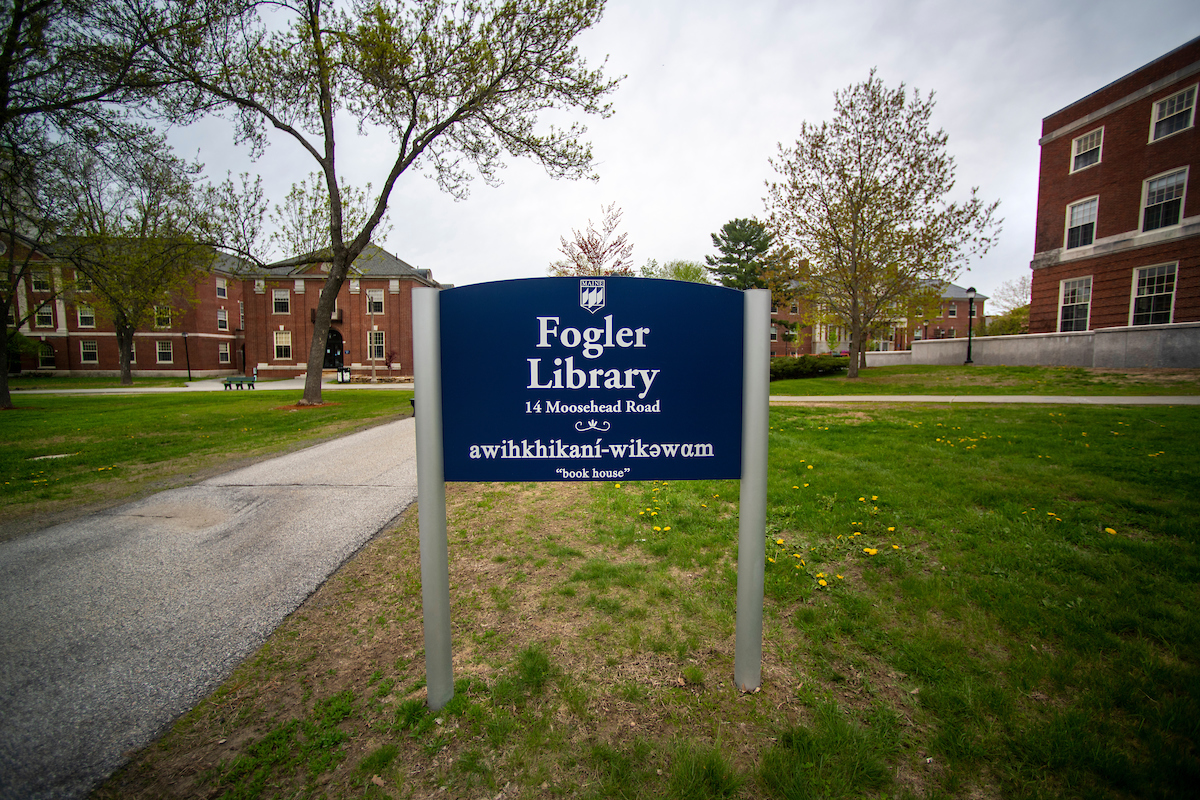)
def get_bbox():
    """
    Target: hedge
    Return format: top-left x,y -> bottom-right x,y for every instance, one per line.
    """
769,355 -> 849,381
